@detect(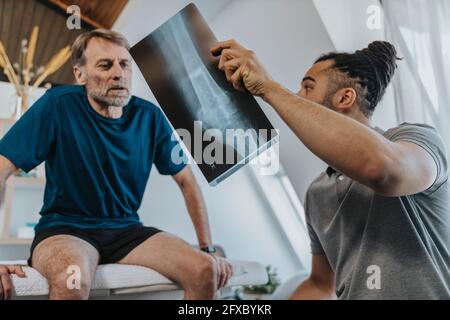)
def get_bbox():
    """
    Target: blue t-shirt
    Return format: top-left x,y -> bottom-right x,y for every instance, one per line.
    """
0,85 -> 187,233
